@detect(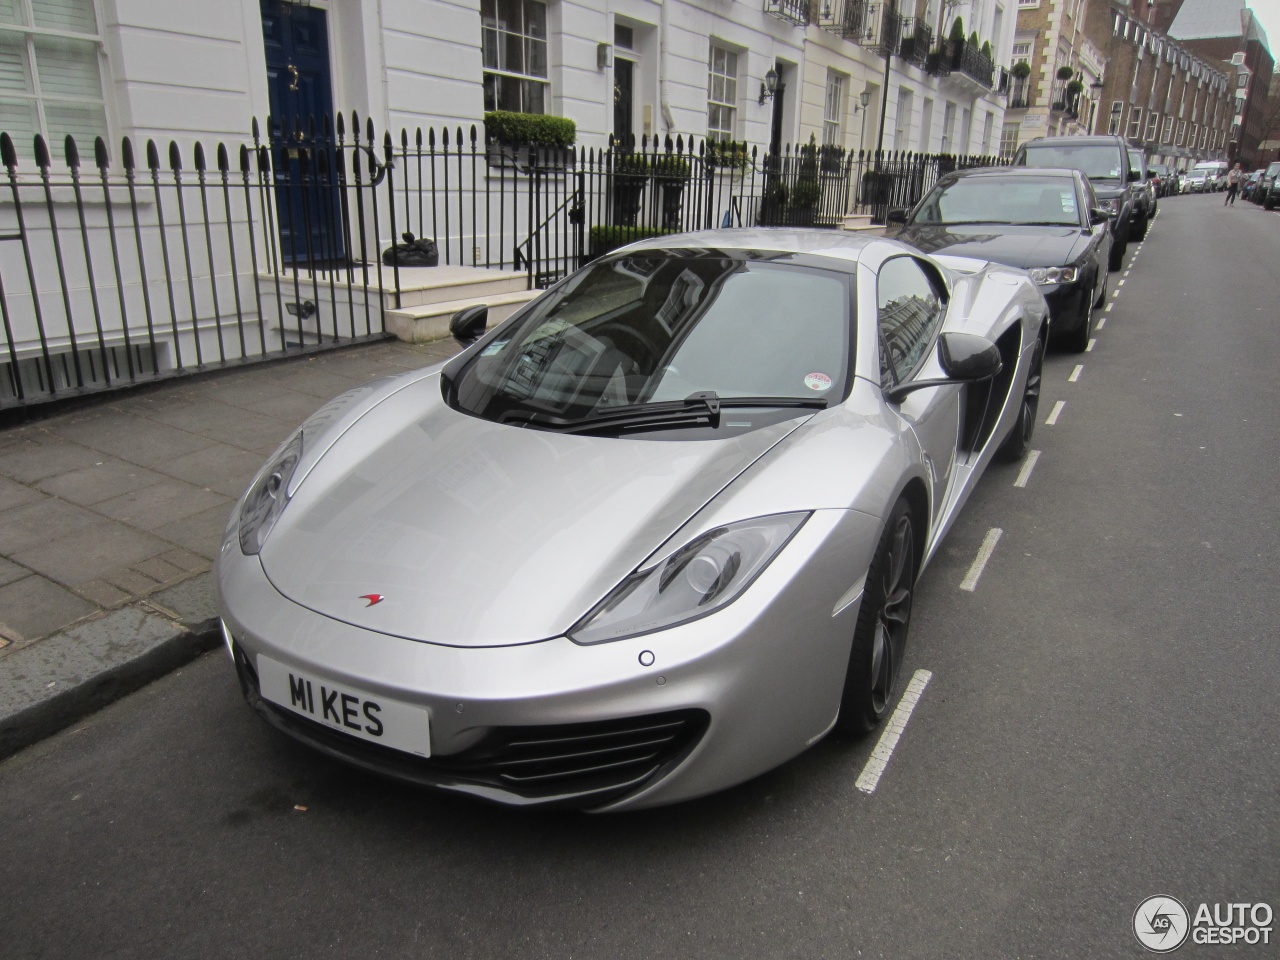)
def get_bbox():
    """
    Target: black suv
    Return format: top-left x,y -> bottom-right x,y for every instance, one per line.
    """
1012,135 -> 1142,271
